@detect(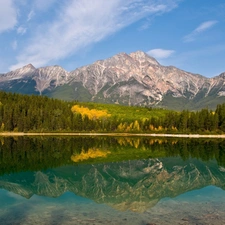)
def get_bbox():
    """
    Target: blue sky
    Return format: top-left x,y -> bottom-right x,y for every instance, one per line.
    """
0,0 -> 224,77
